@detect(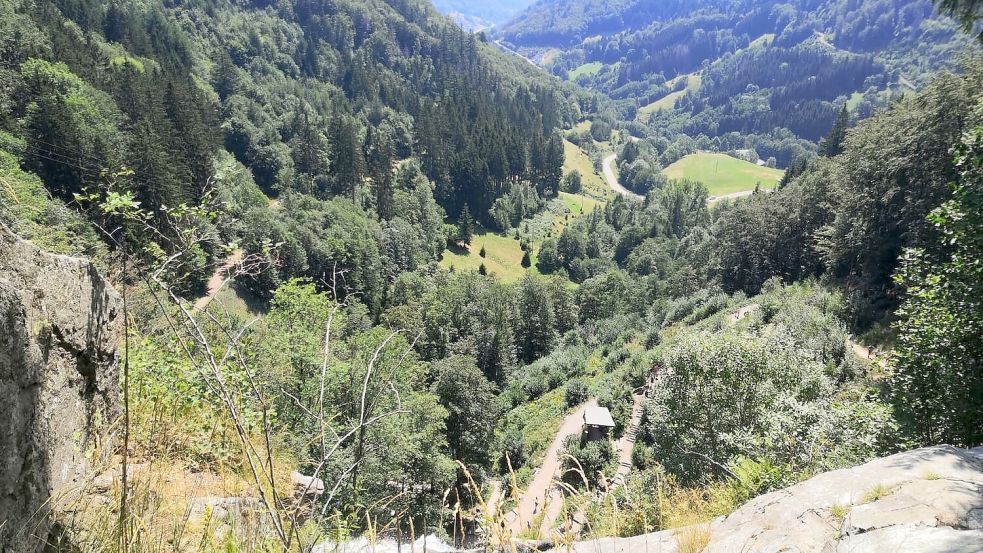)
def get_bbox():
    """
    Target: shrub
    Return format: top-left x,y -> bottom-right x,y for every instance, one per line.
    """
561,435 -> 614,488
565,378 -> 590,407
